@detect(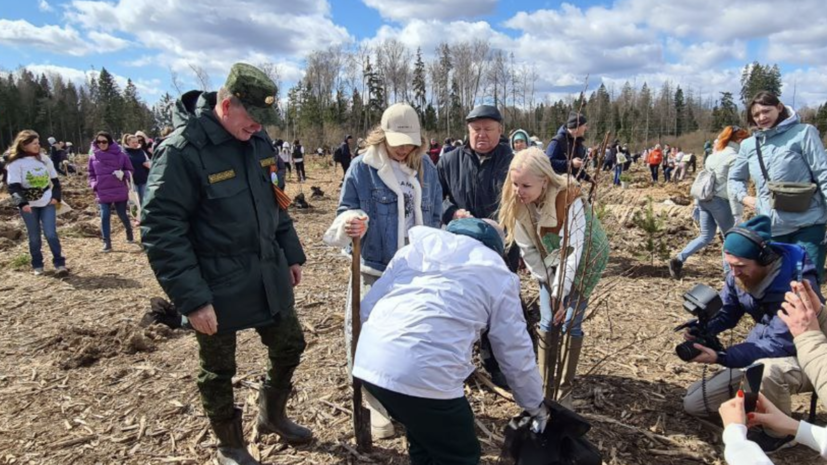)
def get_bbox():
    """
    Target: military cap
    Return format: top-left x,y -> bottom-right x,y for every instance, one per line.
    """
224,63 -> 278,125
466,105 -> 502,123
